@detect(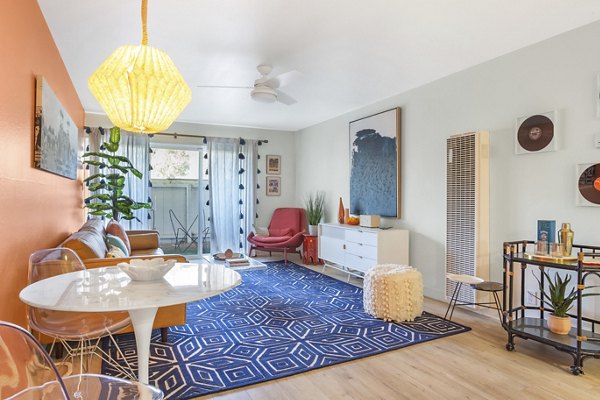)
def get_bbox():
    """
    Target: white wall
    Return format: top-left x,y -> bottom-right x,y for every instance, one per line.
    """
85,114 -> 297,228
295,21 -> 600,305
